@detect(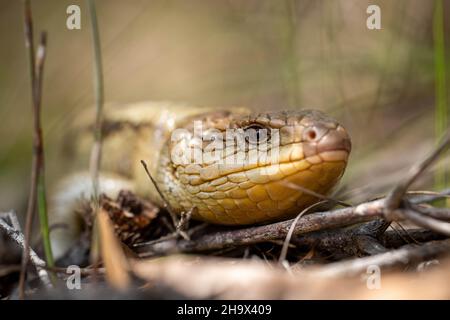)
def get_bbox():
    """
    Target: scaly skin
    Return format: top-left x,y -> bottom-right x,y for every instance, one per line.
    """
65,102 -> 351,225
